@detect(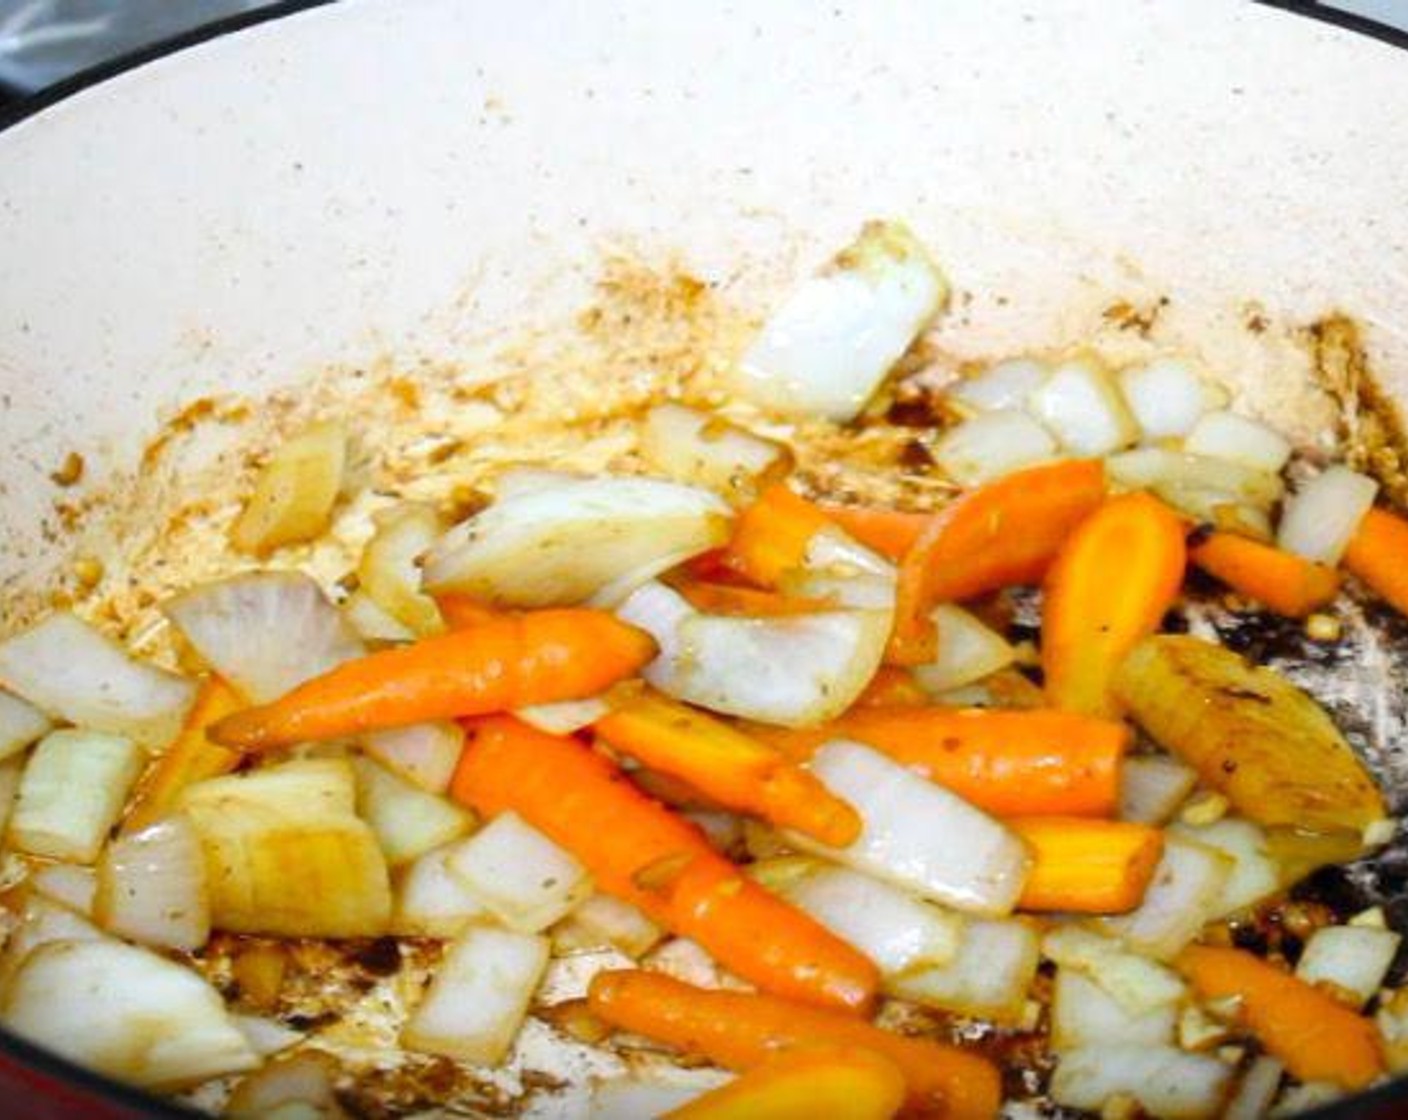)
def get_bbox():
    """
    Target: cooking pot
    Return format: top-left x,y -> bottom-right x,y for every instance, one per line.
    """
0,1 -> 1405,1115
